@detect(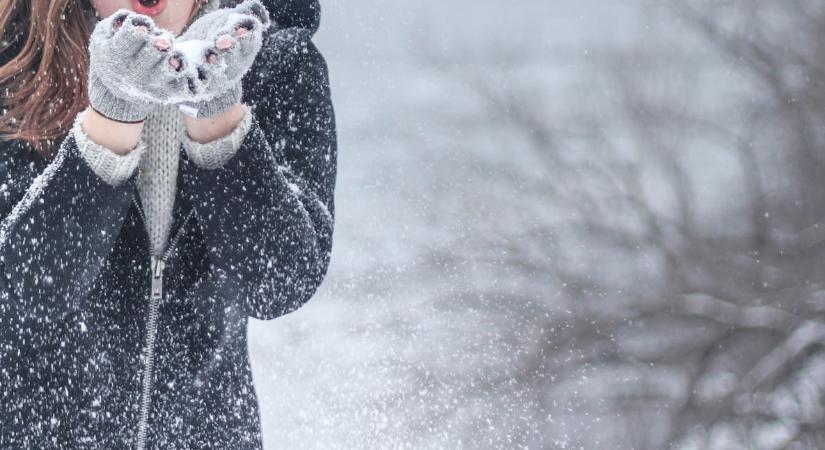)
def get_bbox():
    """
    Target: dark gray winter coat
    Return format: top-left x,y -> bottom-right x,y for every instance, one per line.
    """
0,0 -> 336,447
